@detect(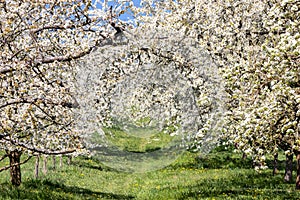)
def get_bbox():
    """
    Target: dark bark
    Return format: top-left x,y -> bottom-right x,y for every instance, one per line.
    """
273,153 -> 279,176
242,152 -> 247,160
35,155 -> 39,179
43,156 -> 48,175
296,152 -> 300,190
52,156 -> 56,170
284,154 -> 293,183
8,150 -> 22,186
